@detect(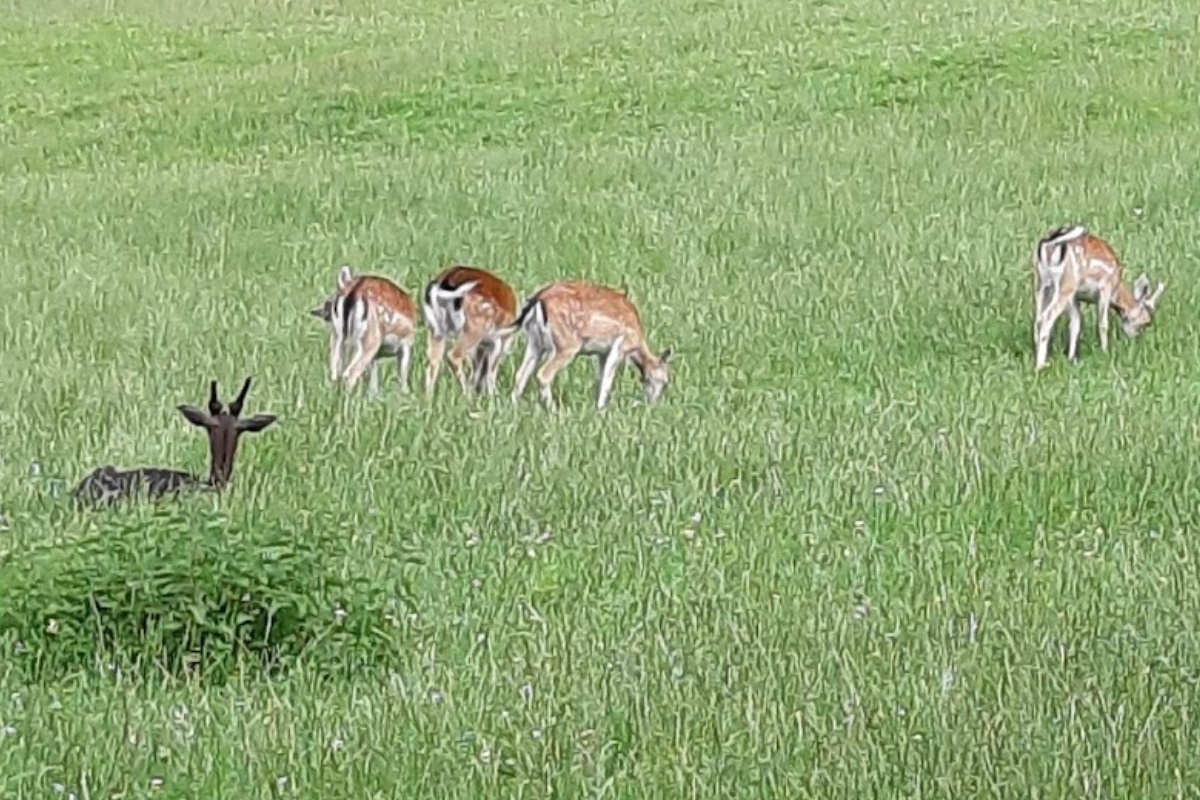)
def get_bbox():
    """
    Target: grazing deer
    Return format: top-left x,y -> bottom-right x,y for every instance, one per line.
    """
1033,225 -> 1166,370
72,378 -> 277,508
422,264 -> 520,396
310,265 -> 418,395
503,279 -> 673,409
